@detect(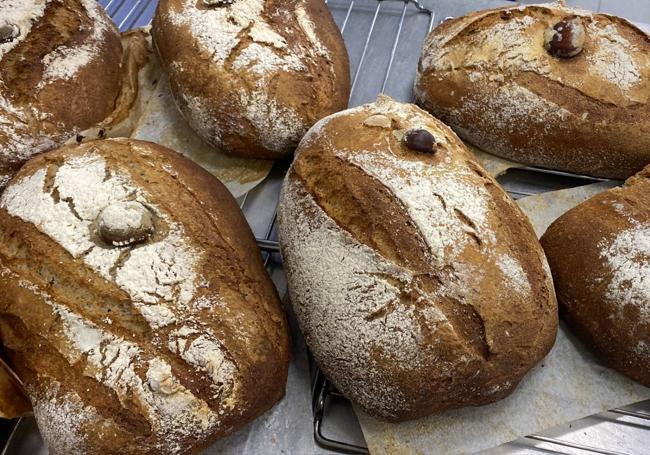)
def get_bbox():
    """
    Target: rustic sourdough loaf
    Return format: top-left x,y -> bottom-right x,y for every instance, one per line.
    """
0,139 -> 291,454
0,0 -> 123,189
415,3 -> 650,179
151,0 -> 350,160
278,95 -> 558,421
541,166 -> 650,386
